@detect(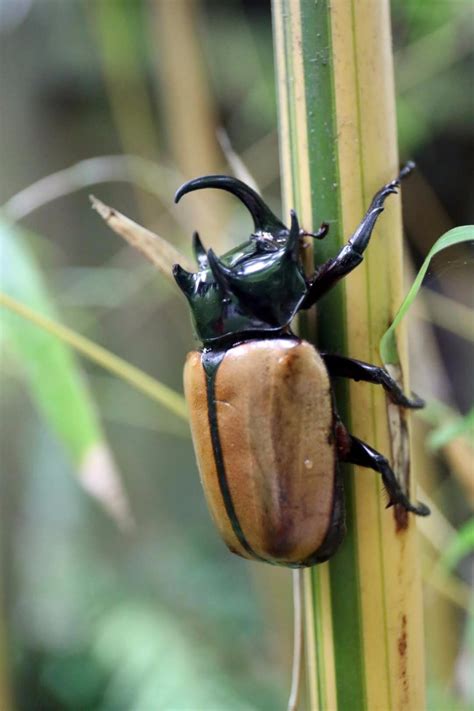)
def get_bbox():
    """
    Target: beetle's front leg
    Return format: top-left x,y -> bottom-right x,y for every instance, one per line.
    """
300,162 -> 415,308
322,353 -> 424,409
336,428 -> 430,516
